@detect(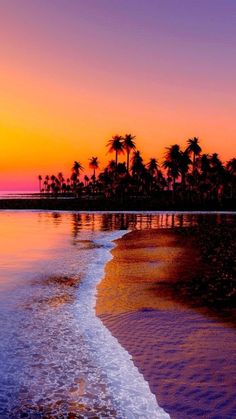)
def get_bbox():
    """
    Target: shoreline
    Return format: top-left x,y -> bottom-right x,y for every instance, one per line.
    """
97,225 -> 236,418
77,229 -> 170,419
97,225 -> 236,325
